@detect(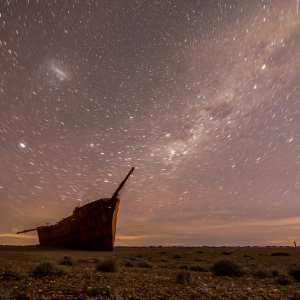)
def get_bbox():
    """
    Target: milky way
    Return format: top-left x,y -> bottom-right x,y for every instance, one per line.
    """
1,0 -> 300,246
